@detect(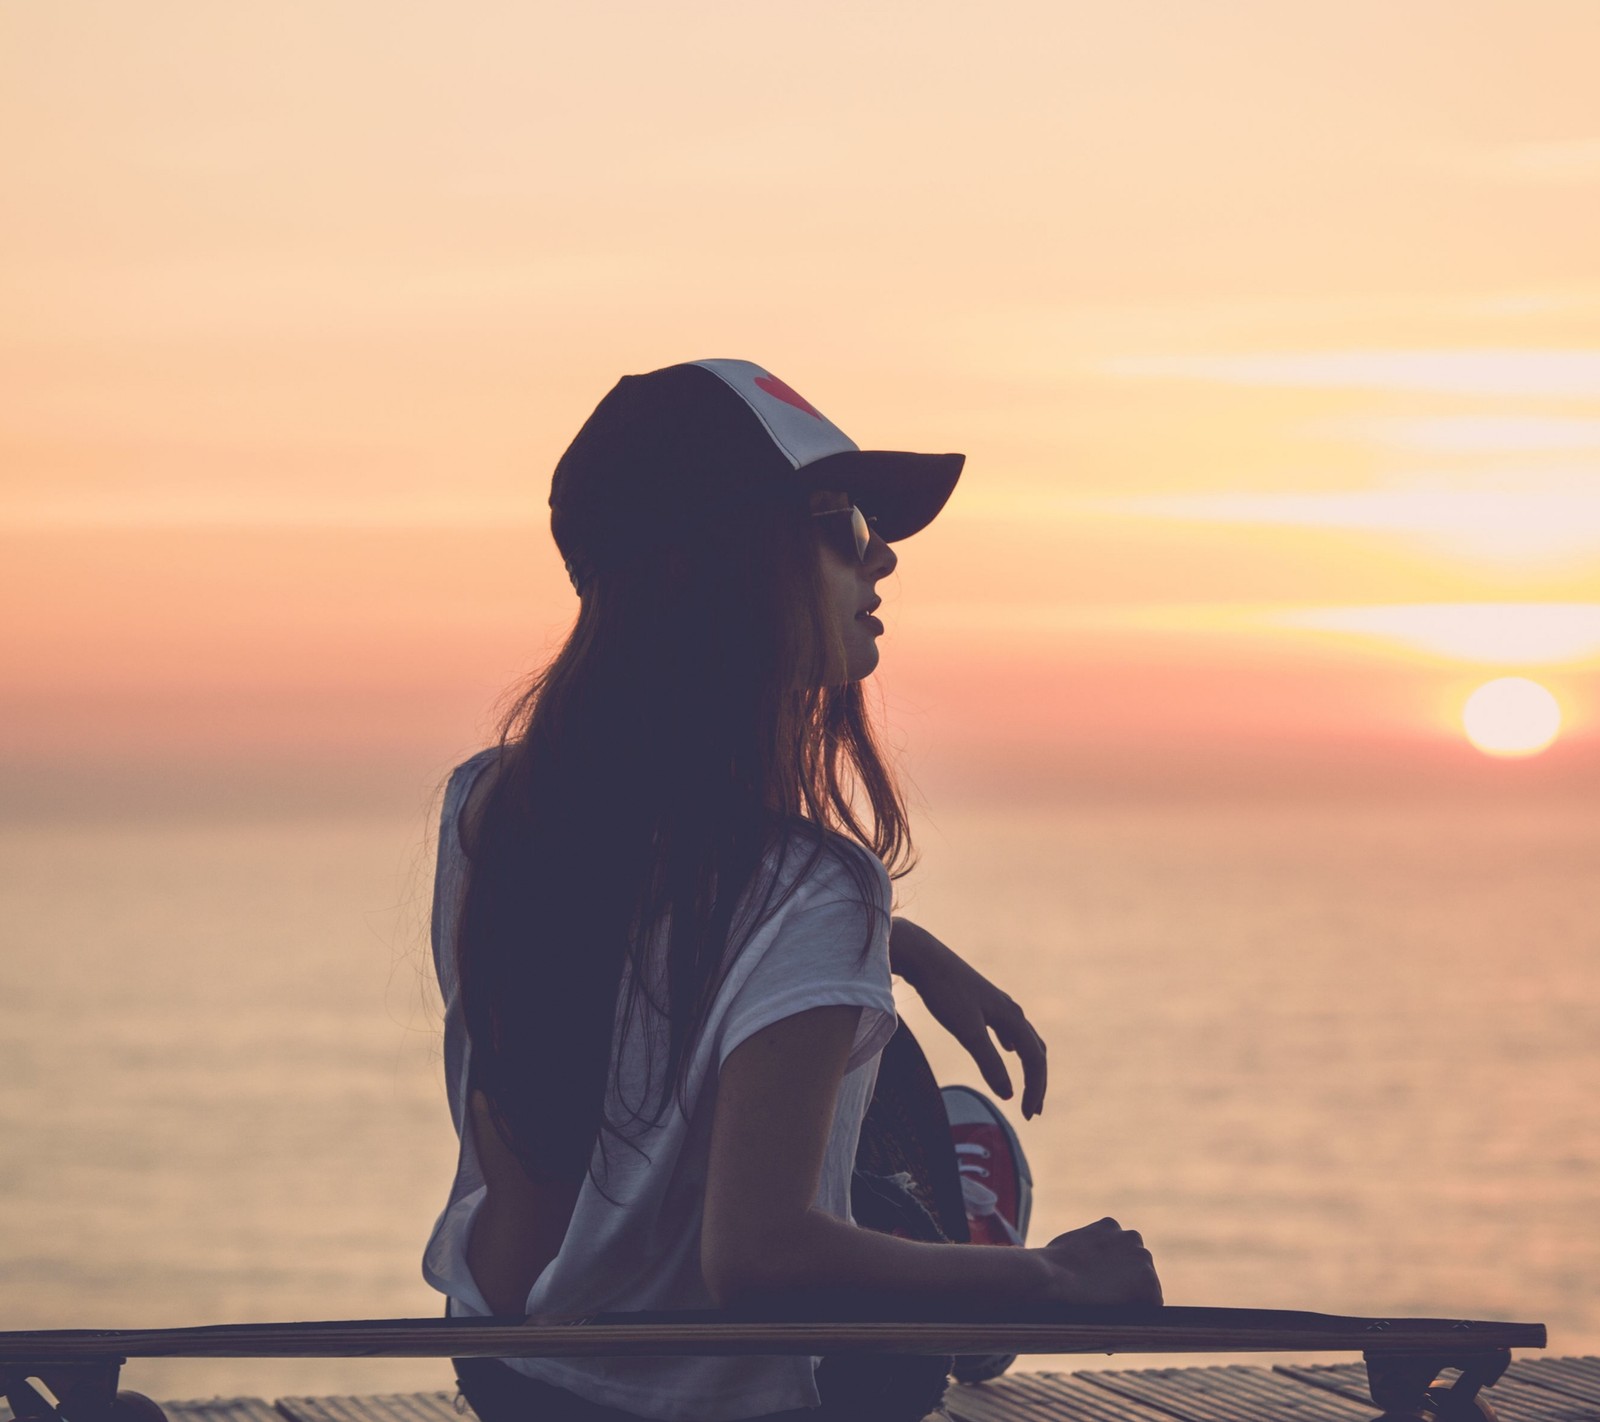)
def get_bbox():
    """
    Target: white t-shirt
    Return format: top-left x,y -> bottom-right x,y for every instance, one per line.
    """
421,749 -> 898,1421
